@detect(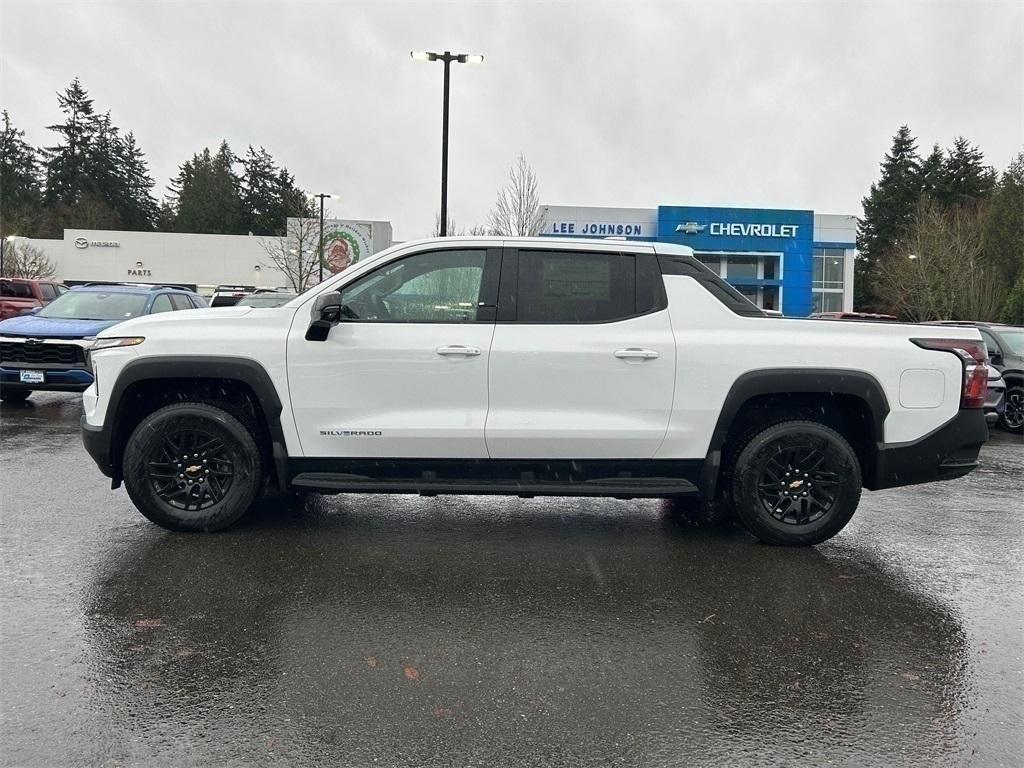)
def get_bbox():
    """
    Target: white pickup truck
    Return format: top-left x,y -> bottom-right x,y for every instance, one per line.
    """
81,237 -> 990,545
